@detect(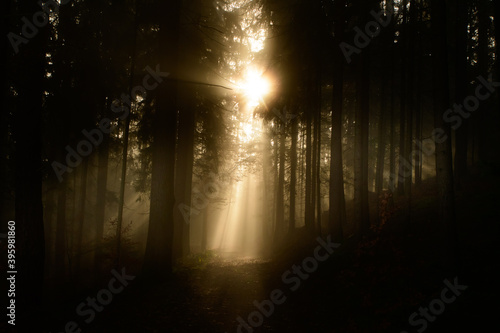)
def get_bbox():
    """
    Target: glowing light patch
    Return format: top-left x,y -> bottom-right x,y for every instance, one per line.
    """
240,68 -> 271,107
